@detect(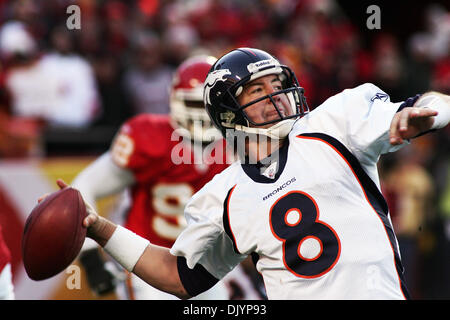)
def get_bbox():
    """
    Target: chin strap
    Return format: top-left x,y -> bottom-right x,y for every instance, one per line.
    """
225,119 -> 296,140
